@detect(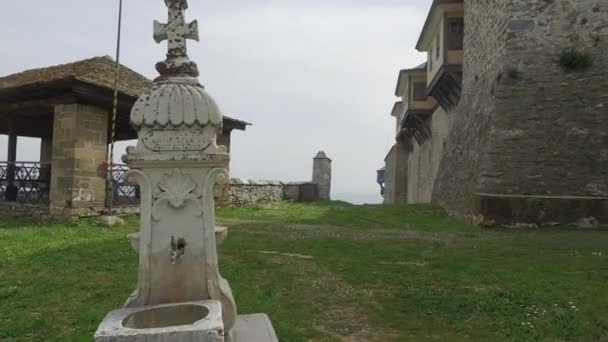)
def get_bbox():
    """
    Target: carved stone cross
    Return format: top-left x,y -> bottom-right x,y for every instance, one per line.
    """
153,0 -> 200,77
